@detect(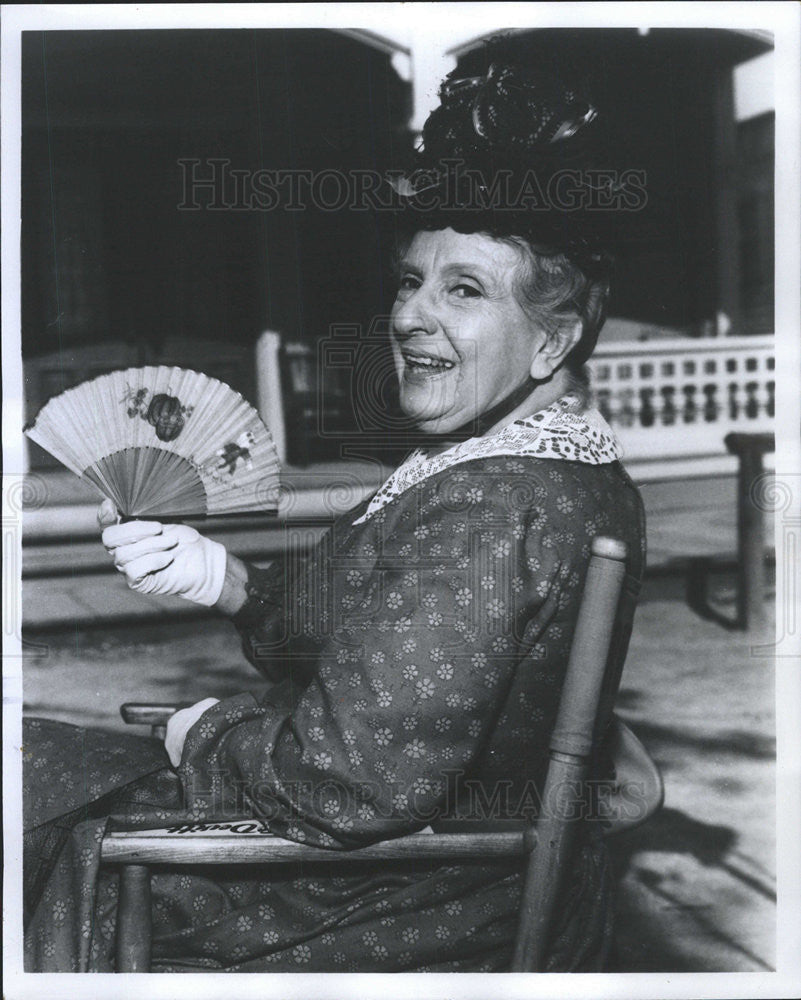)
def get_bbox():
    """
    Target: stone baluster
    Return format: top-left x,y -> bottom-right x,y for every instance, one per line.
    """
595,388 -> 613,422
702,384 -> 719,423
744,382 -> 759,419
728,382 -> 740,420
660,386 -> 677,425
682,384 -> 698,424
639,387 -> 656,428
754,379 -> 772,420
618,388 -> 636,428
